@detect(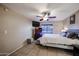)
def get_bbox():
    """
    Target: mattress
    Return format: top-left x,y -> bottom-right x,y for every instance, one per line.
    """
38,34 -> 79,45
